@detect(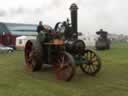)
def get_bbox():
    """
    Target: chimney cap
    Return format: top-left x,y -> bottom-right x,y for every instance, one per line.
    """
70,3 -> 78,11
